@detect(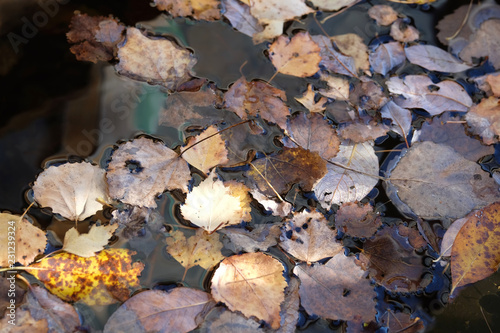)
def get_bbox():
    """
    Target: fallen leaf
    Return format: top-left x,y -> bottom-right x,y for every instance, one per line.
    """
368,5 -> 398,26
21,285 -> 80,333
280,210 -> 342,264
286,112 -> 340,160
222,0 -> 263,38
269,32 -> 321,77
224,76 -> 289,129
246,147 -> 327,197
181,125 -> 230,173
0,276 -> 26,310
29,248 -> 144,306
357,225 -> 428,292
387,75 -> 472,115
199,306 -> 263,332
390,19 -> 419,42
485,73 -> 500,97
405,44 -> 471,73
318,73 -> 350,100
115,27 -> 197,90
181,172 -> 252,232
397,224 -> 428,250
460,19 -> 500,69
107,137 -> 191,208
250,190 -> 292,217
211,252 -> 286,329
152,0 -> 221,20
62,224 -> 118,257
103,288 -> 215,333
465,96 -> 500,145
0,308 -> 48,332
349,78 -> 388,112
436,4 -> 474,46
33,161 -> 108,221
66,13 -> 125,63
332,34 -> 370,75
309,0 -> 359,11
451,202 -> 500,294
294,253 -> 376,322
379,310 -> 425,333
415,112 -> 495,161
314,141 -> 379,209
338,121 -> 389,143
166,229 -> 224,274
0,213 -> 47,266
220,223 -> 282,253
380,100 -> 412,140
277,277 -> 300,333
312,35 -> 357,77
369,41 -> 405,76
440,217 -> 468,257
335,202 -> 382,238
295,84 -> 328,113
387,141 -> 499,219
110,206 -> 152,239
